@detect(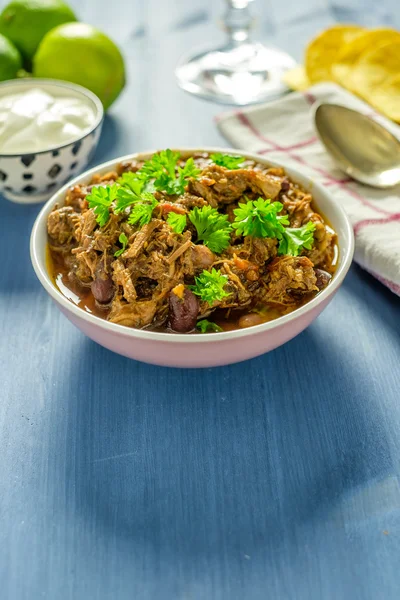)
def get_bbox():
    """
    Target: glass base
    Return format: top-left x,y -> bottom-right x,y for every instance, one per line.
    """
176,42 -> 296,105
